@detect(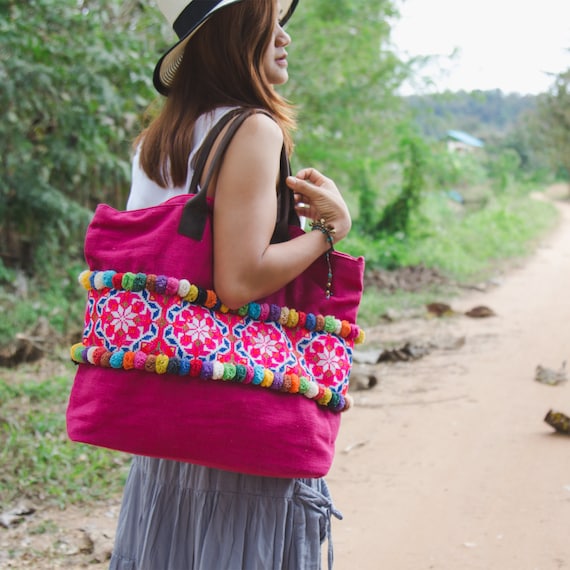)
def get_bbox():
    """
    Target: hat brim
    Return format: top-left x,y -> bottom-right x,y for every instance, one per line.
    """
153,0 -> 299,95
